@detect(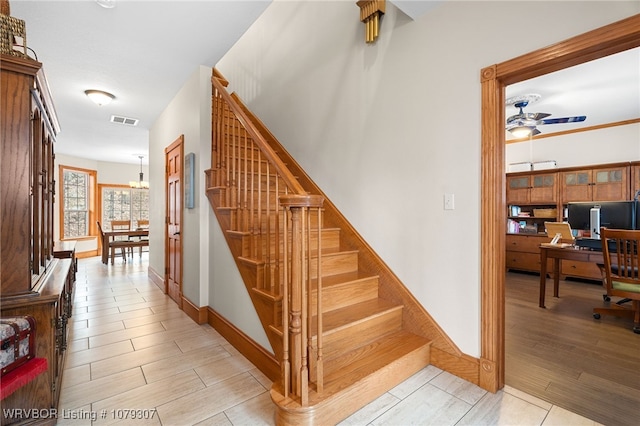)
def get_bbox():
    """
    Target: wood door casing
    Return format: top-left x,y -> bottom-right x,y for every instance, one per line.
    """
481,15 -> 640,392
165,135 -> 183,306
